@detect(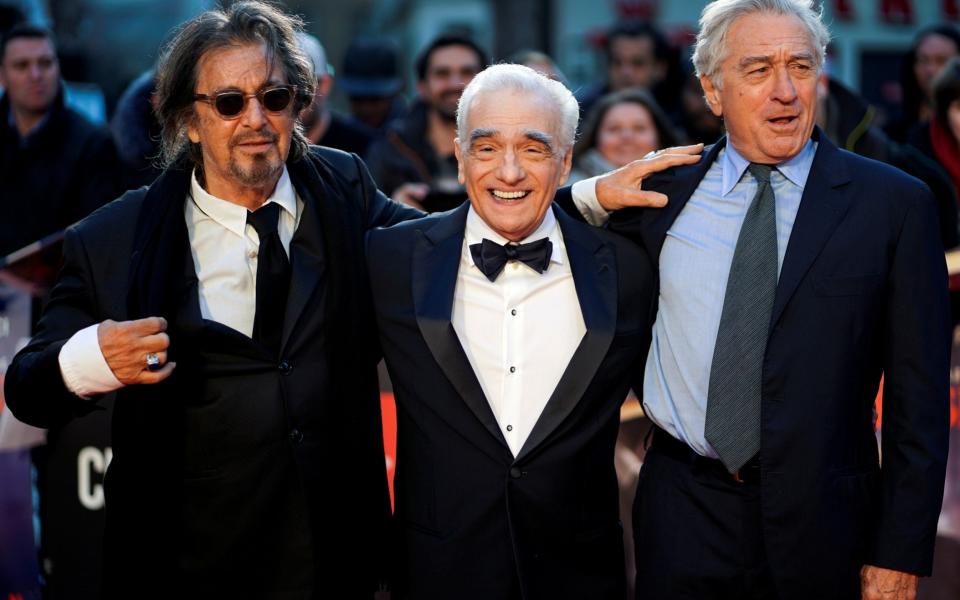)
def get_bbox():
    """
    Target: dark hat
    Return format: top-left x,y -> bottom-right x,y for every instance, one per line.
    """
339,38 -> 403,97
